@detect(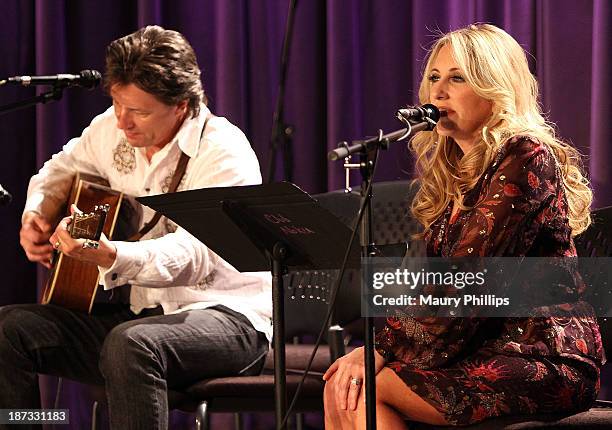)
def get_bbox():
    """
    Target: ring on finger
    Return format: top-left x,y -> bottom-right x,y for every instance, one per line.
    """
350,377 -> 363,386
54,240 -> 61,249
